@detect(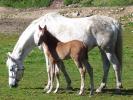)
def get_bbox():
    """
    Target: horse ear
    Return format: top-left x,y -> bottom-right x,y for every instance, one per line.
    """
38,25 -> 42,31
